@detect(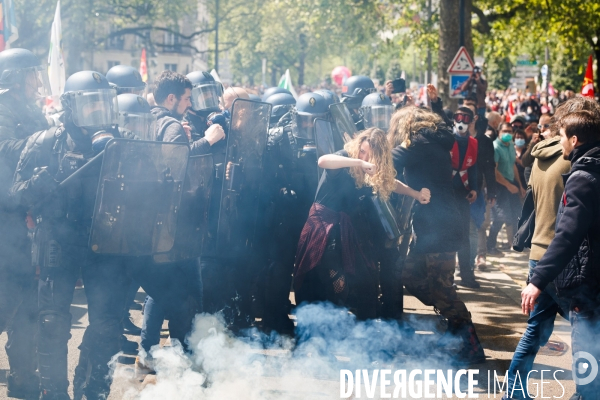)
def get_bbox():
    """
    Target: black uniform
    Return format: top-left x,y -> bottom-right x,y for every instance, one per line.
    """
0,88 -> 49,396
